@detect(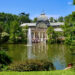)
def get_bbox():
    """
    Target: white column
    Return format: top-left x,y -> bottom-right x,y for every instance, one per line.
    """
39,32 -> 40,40
34,32 -> 35,39
42,32 -> 43,41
